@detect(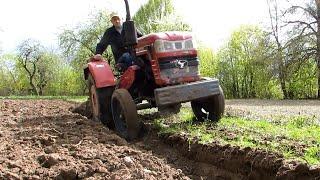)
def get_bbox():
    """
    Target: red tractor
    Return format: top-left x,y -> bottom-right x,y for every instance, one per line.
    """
83,0 -> 225,140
